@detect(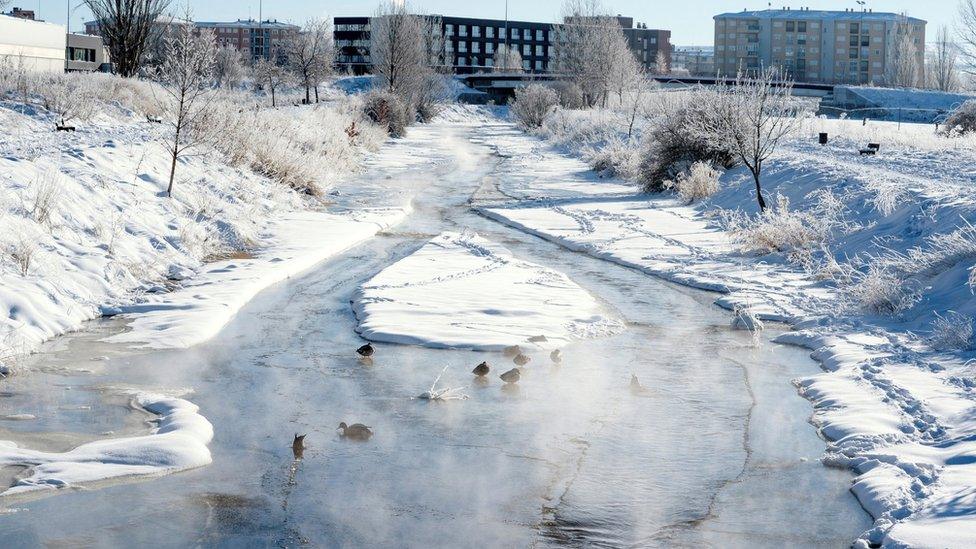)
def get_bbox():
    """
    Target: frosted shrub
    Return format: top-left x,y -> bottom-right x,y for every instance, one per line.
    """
42,73 -> 96,127
511,84 -> 559,129
845,264 -> 921,315
5,233 -> 37,276
30,168 -> 61,227
585,137 -> 642,179
942,100 -> 976,136
929,311 -> 975,351
363,90 -> 411,137
639,90 -> 736,192
549,81 -> 585,109
665,161 -> 720,203
722,191 -> 851,260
